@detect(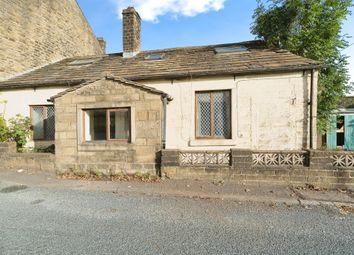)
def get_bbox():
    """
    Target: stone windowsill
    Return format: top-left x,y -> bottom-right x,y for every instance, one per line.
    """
189,139 -> 236,147
78,141 -> 132,151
